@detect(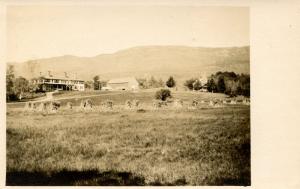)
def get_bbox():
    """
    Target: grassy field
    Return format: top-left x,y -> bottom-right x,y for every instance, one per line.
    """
7,89 -> 228,109
6,90 -> 250,186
